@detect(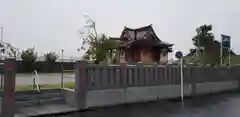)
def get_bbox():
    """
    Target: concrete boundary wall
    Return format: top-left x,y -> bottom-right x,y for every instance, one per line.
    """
86,88 -> 125,107
71,61 -> 240,109
83,81 -> 239,108
125,84 -> 192,103
85,84 -> 192,108
62,88 -> 77,108
195,80 -> 238,95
